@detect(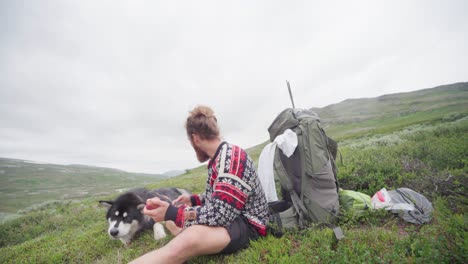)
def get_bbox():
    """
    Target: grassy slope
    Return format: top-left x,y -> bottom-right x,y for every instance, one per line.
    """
0,159 -> 165,220
313,82 -> 468,140
0,83 -> 467,263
